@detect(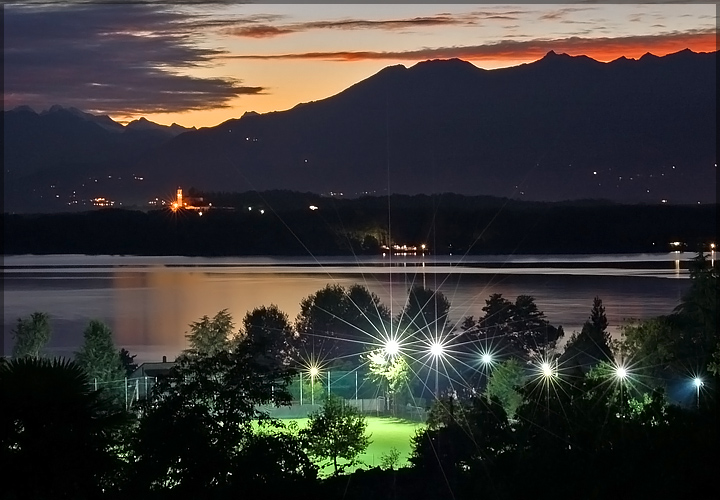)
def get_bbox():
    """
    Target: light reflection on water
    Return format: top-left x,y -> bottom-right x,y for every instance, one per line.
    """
2,254 -> 693,363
